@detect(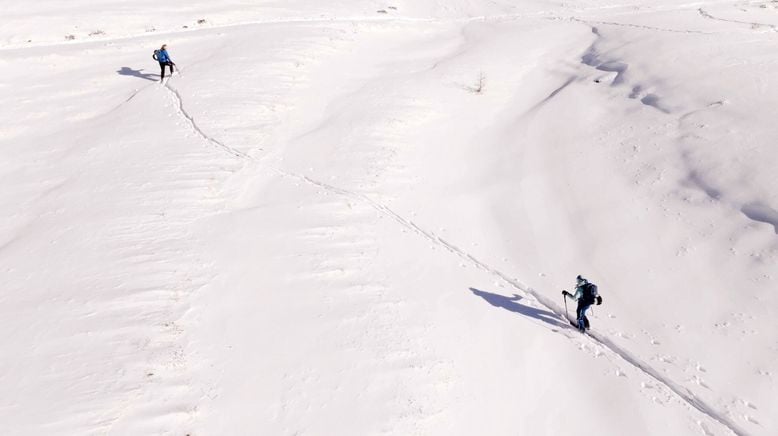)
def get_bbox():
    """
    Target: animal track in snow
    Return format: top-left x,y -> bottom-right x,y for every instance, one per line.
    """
698,7 -> 778,32
739,398 -> 758,410
689,374 -> 710,389
654,354 -> 675,364
572,17 -> 713,35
